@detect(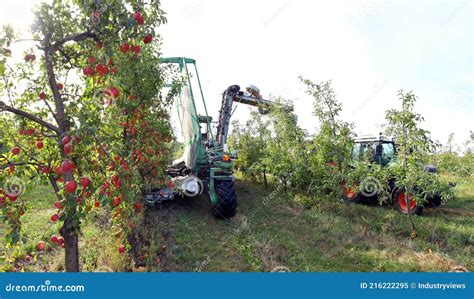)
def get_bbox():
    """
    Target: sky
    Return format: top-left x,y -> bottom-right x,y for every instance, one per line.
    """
1,0 -> 473,149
